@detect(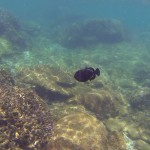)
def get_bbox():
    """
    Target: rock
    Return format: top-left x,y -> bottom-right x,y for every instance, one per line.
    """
0,9 -> 27,50
108,131 -> 126,150
47,112 -> 126,150
61,19 -> 128,48
0,9 -> 20,35
81,90 -> 120,119
0,37 -> 13,57
47,112 -> 108,150
136,140 -> 150,150
125,110 -> 150,144
105,117 -> 127,132
15,65 -> 76,102
15,65 -> 111,106
125,124 -> 141,140
0,69 -> 15,86
48,102 -> 90,121
130,87 -> 150,110
142,79 -> 150,87
133,66 -> 150,84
